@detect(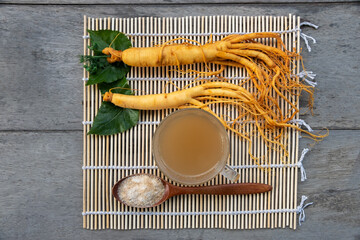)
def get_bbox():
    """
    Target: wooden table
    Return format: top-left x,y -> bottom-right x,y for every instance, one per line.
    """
1,1 -> 359,239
